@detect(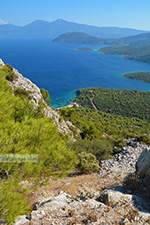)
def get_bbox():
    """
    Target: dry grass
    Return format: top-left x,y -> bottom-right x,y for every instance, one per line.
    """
27,170 -> 128,204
